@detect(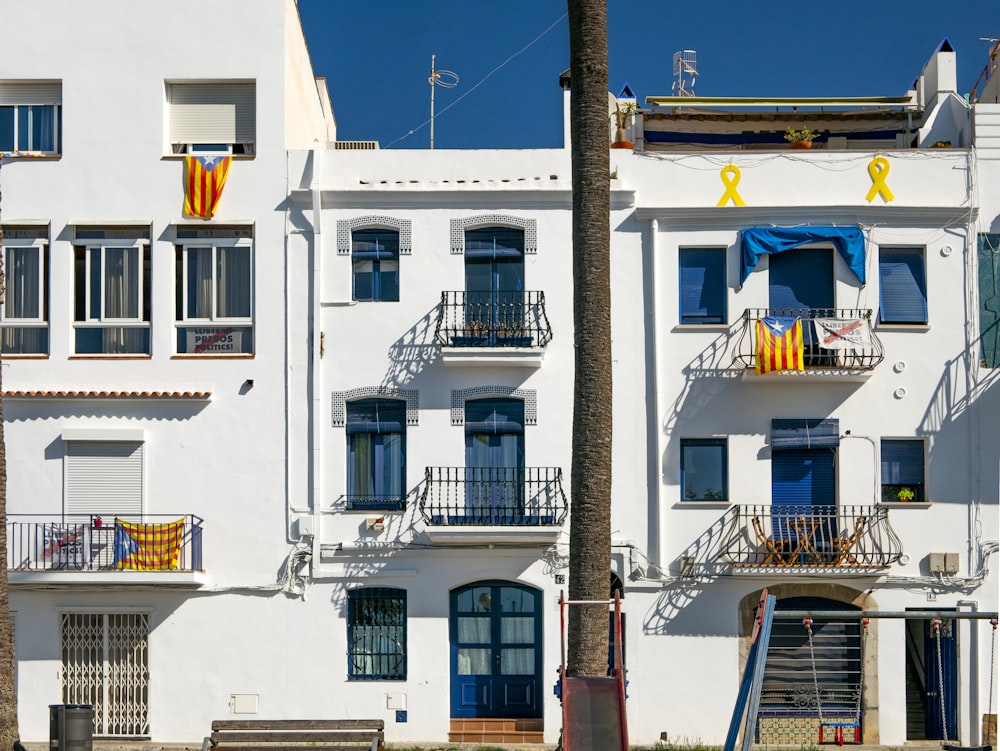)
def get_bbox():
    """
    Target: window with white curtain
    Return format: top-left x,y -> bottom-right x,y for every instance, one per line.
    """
347,588 -> 406,680
72,227 -> 151,355
0,82 -> 61,155
1,226 -> 48,354
174,226 -> 253,354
